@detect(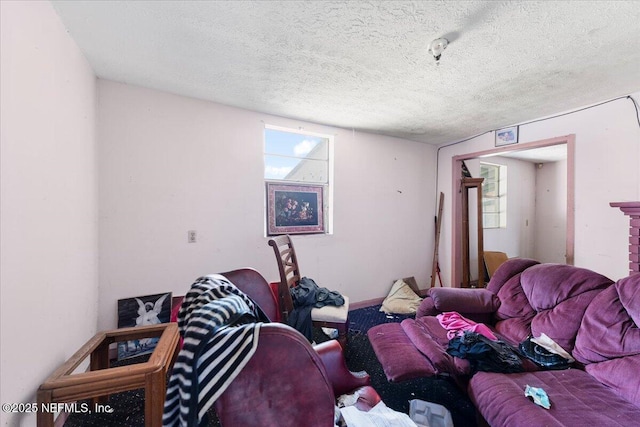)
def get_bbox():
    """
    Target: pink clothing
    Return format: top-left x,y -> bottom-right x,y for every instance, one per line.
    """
437,311 -> 497,341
